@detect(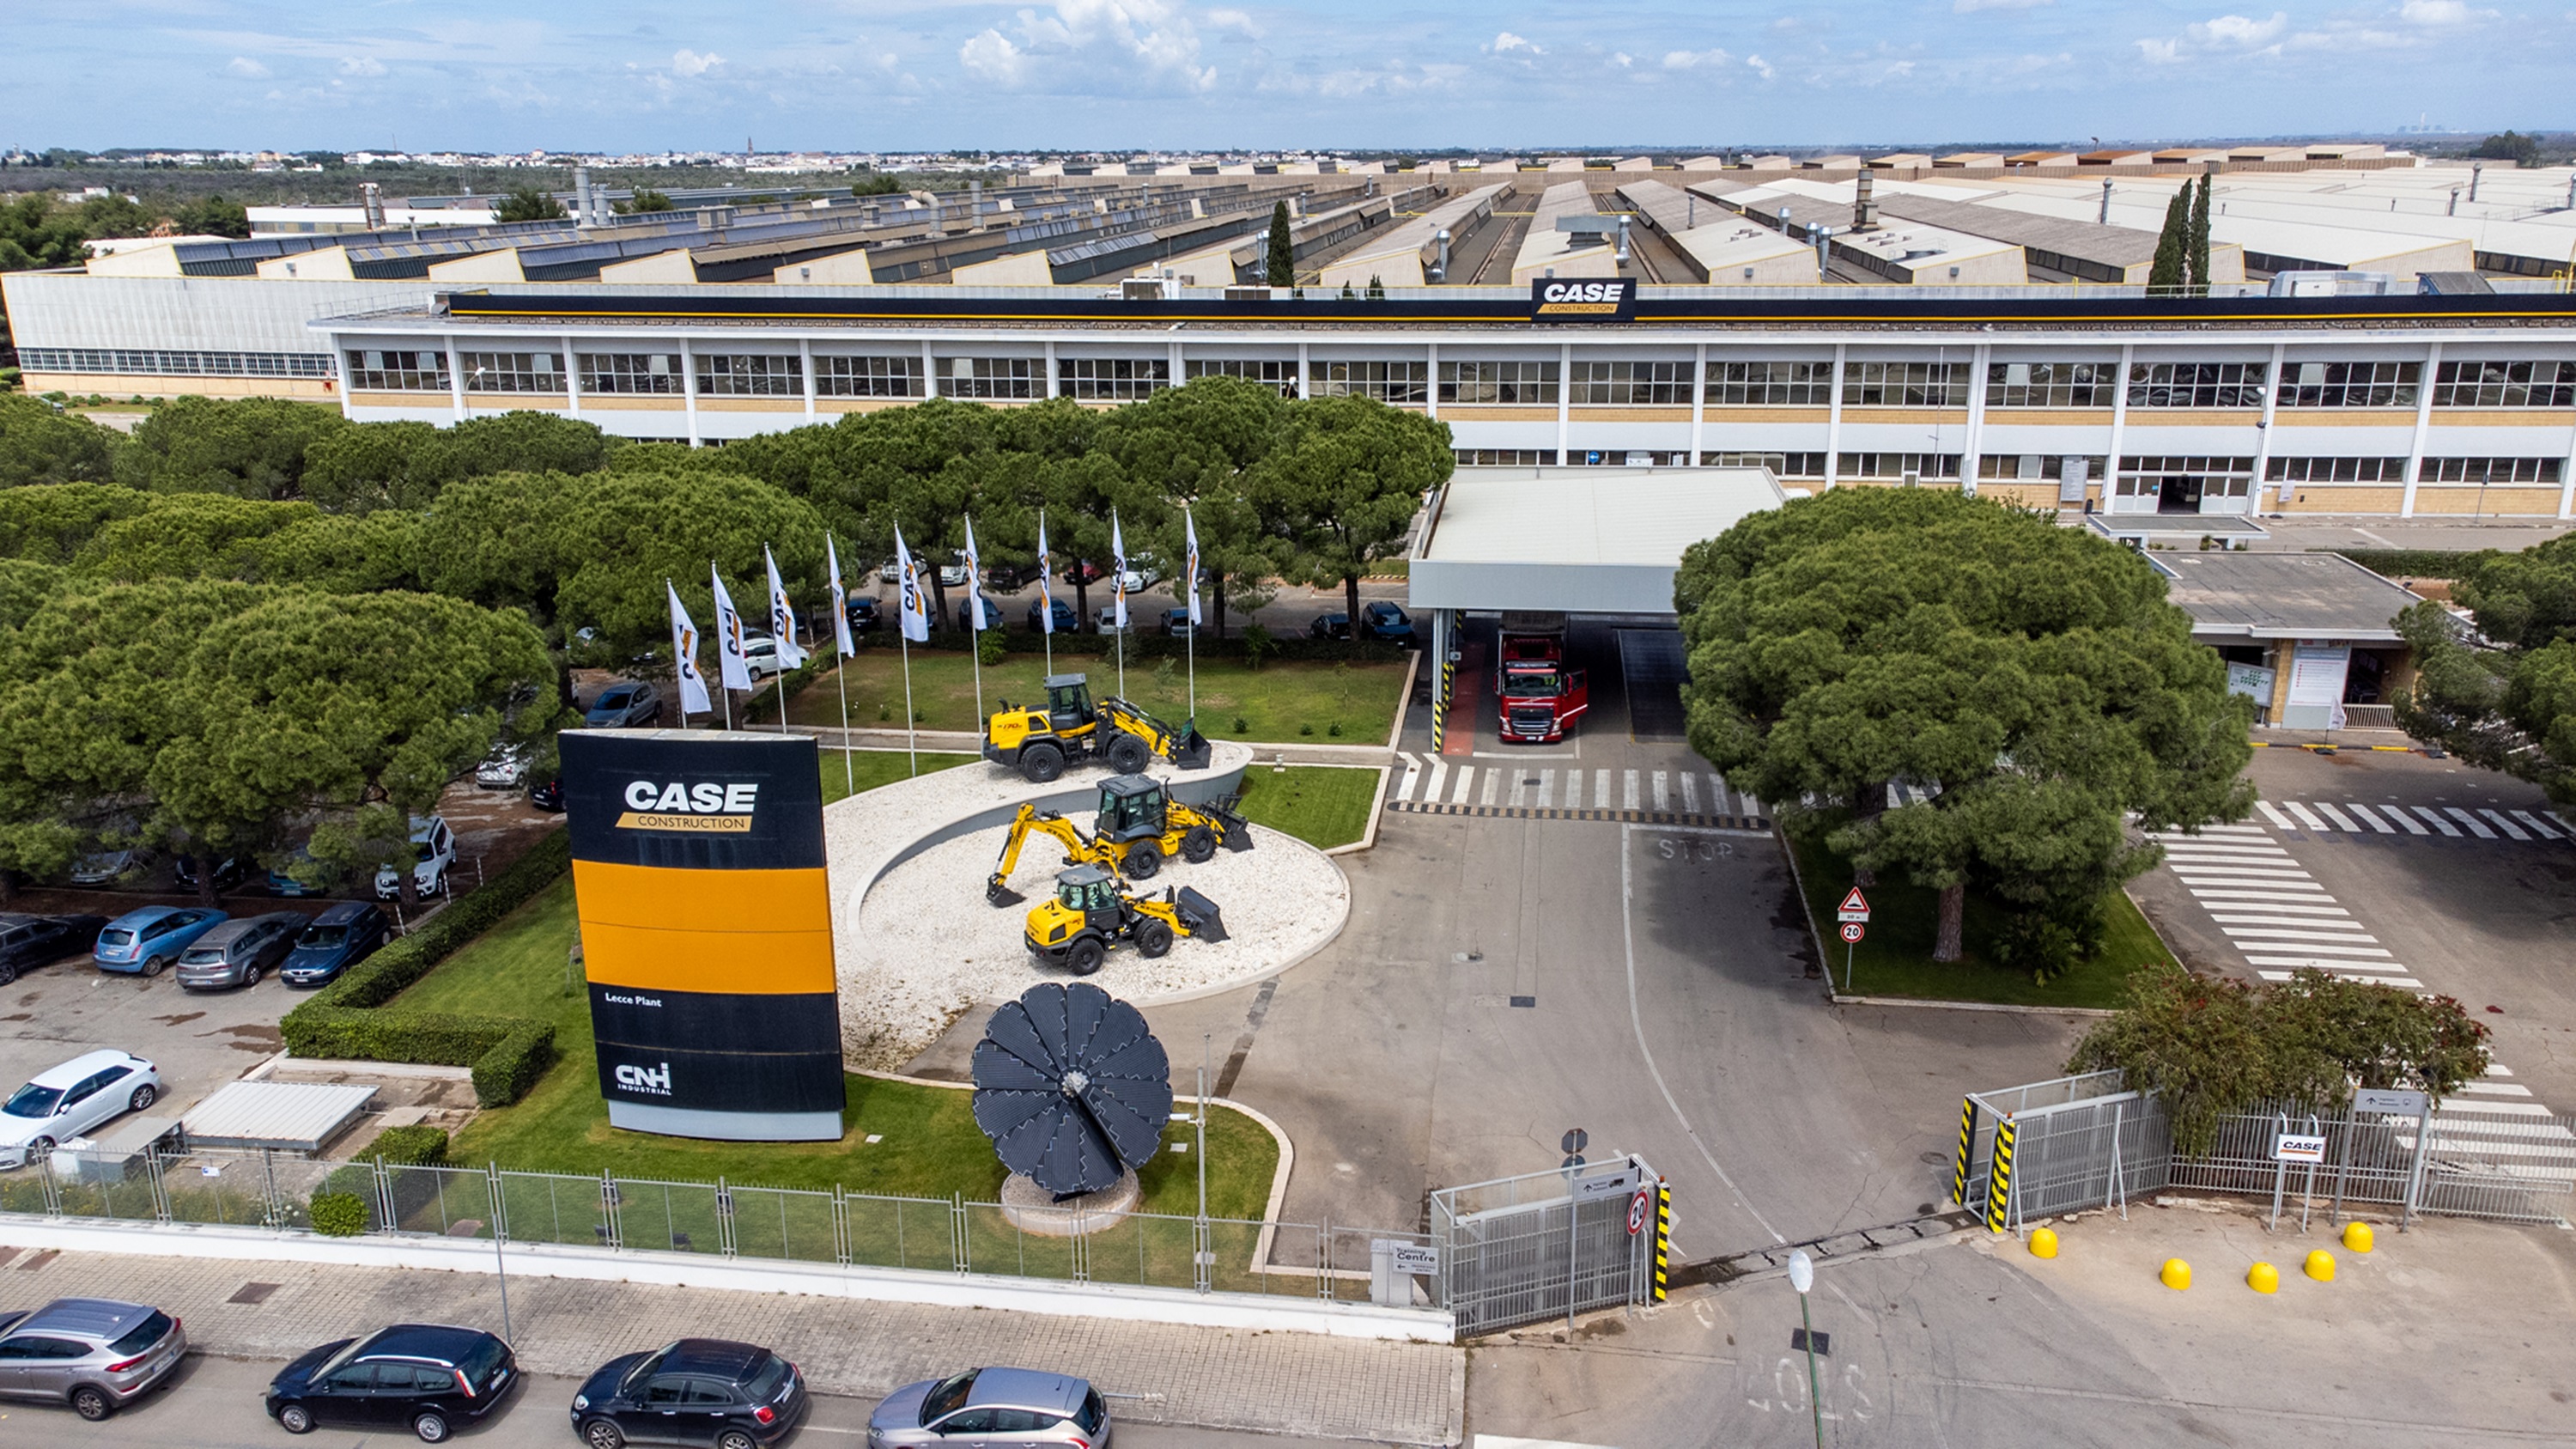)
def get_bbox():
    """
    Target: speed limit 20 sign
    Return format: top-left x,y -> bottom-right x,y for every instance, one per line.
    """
1839,922 -> 1865,943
